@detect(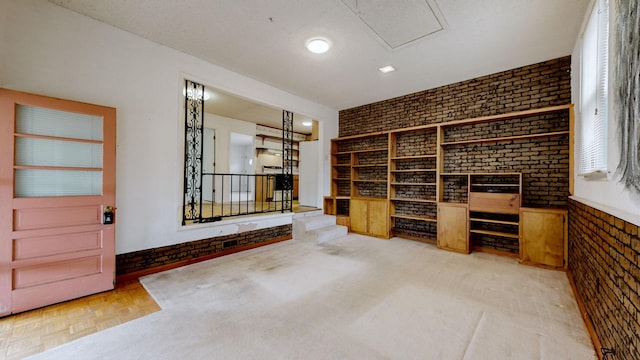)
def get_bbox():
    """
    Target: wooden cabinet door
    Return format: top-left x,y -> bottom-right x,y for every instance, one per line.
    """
368,200 -> 388,237
520,208 -> 567,269
350,199 -> 368,234
437,203 -> 469,253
